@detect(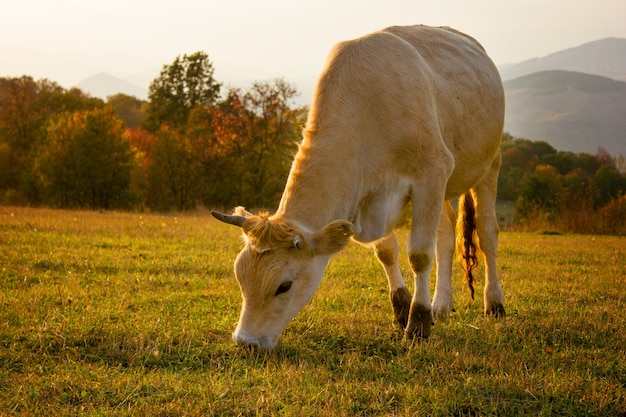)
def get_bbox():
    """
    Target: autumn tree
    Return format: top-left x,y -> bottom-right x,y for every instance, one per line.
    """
124,126 -> 154,209
202,79 -> 306,208
0,76 -> 104,203
145,126 -> 201,211
0,77 -> 59,196
107,93 -> 146,128
143,52 -> 221,132
515,164 -> 563,224
0,76 -> 41,153
560,168 -> 597,232
498,135 -> 558,202
33,107 -> 135,209
593,164 -> 626,208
